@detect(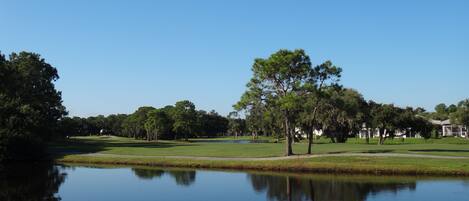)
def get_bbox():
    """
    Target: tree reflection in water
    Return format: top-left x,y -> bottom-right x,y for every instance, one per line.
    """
248,174 -> 416,201
130,167 -> 417,201
0,162 -> 66,201
132,168 -> 196,186
132,169 -> 165,180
